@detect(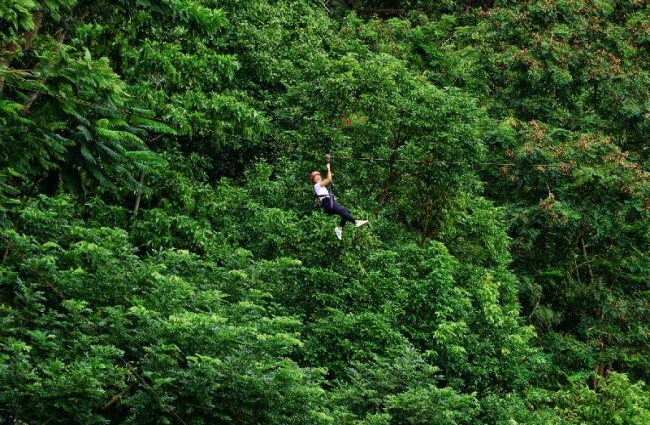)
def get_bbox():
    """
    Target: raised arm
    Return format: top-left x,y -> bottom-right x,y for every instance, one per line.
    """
319,162 -> 333,186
